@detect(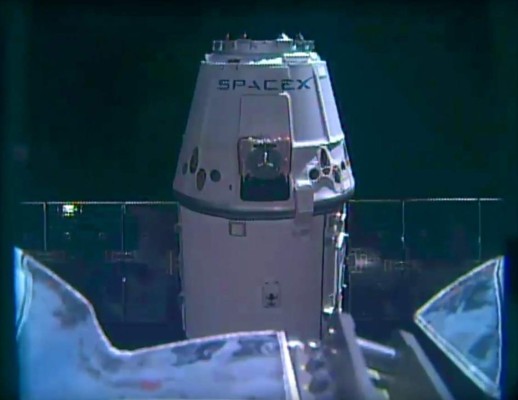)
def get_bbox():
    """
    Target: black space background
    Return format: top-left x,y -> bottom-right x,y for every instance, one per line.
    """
3,0 -> 517,203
